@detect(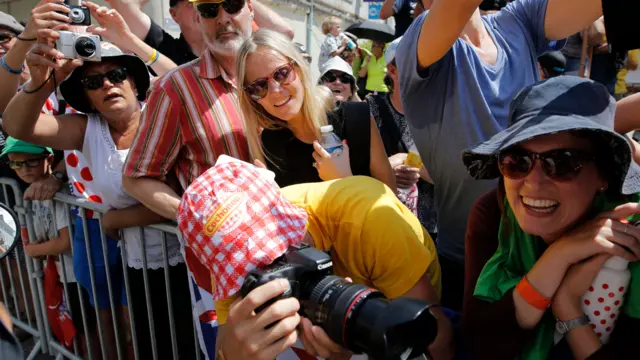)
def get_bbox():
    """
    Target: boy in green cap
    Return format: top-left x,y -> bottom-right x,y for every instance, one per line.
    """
2,137 -> 87,349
